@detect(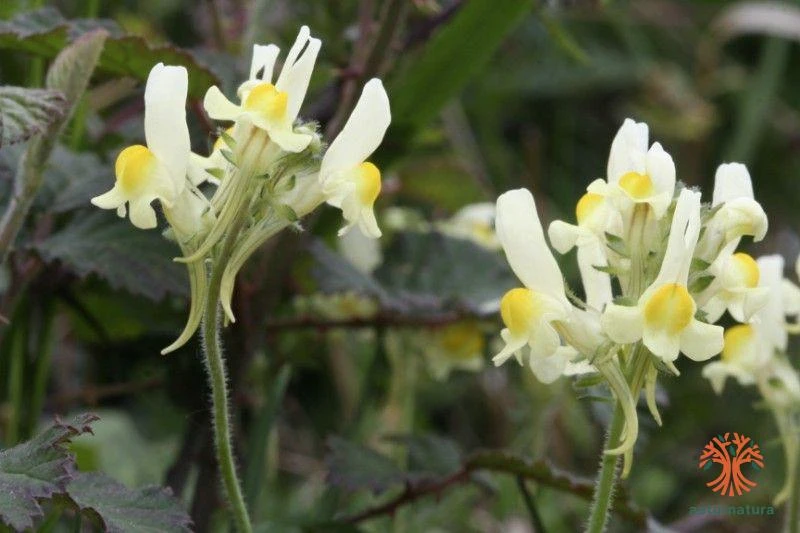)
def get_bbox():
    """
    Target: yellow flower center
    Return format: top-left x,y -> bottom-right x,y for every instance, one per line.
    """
244,83 -> 288,121
722,324 -> 755,363
619,171 -> 653,199
730,252 -> 760,288
357,161 -> 382,205
643,283 -> 695,334
438,323 -> 485,360
500,288 -> 538,336
575,192 -> 604,225
115,145 -> 157,195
